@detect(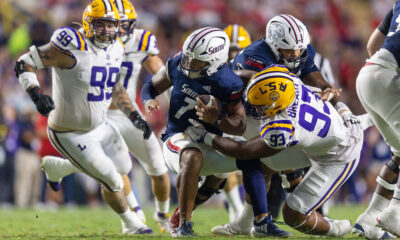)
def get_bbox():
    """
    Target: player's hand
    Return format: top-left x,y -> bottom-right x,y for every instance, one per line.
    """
319,88 -> 342,101
195,97 -> 219,124
335,102 -> 361,126
342,111 -> 361,125
186,119 -> 215,145
144,99 -> 160,115
129,111 -> 152,139
27,86 -> 55,116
